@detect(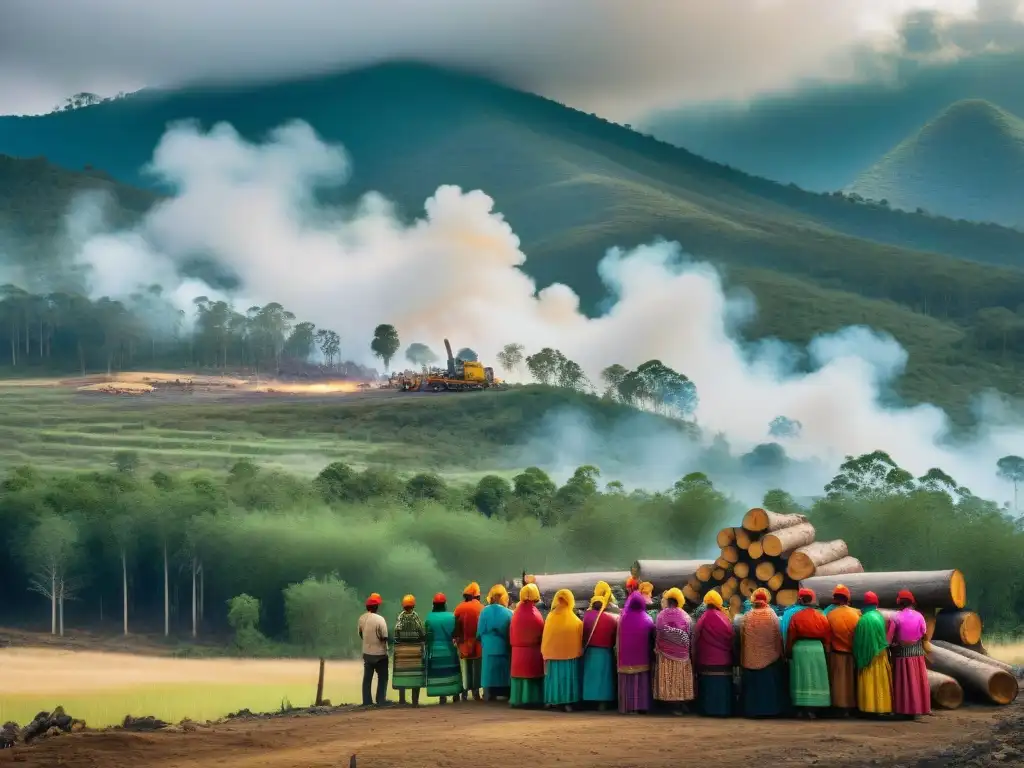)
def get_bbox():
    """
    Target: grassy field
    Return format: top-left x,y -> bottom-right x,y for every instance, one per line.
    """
0,649 -> 362,727
0,381 -> 669,476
